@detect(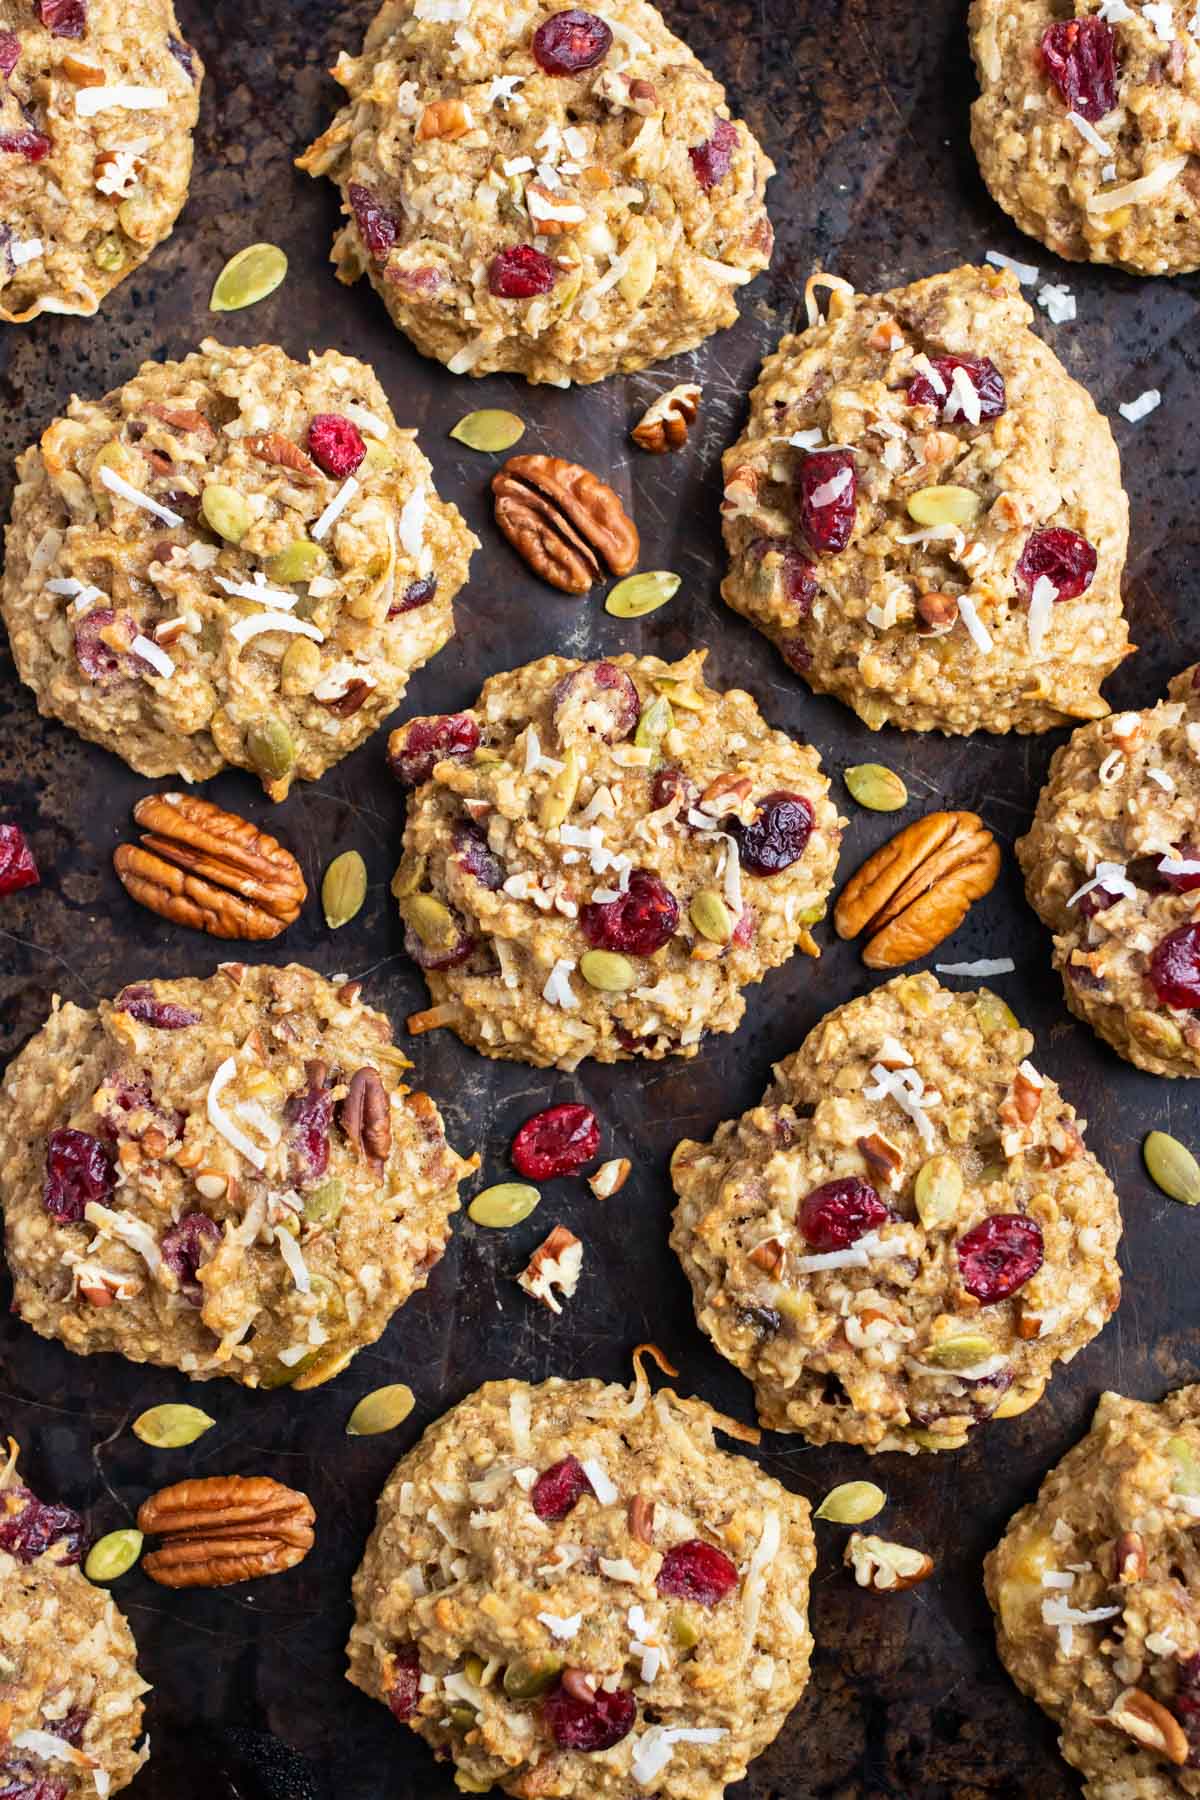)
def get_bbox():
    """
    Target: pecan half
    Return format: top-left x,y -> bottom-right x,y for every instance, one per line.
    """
1107,1687 -> 1188,1765
492,454 -> 639,595
242,431 -> 322,484
627,1495 -> 656,1544
631,383 -> 701,454
845,1532 -> 934,1592
113,793 -> 306,941
339,1067 -> 391,1169
138,1475 -> 315,1589
833,810 -> 1001,969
